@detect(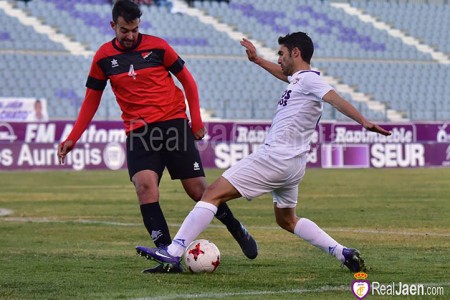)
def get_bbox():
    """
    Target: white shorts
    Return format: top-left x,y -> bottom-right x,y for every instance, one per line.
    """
222,147 -> 307,208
